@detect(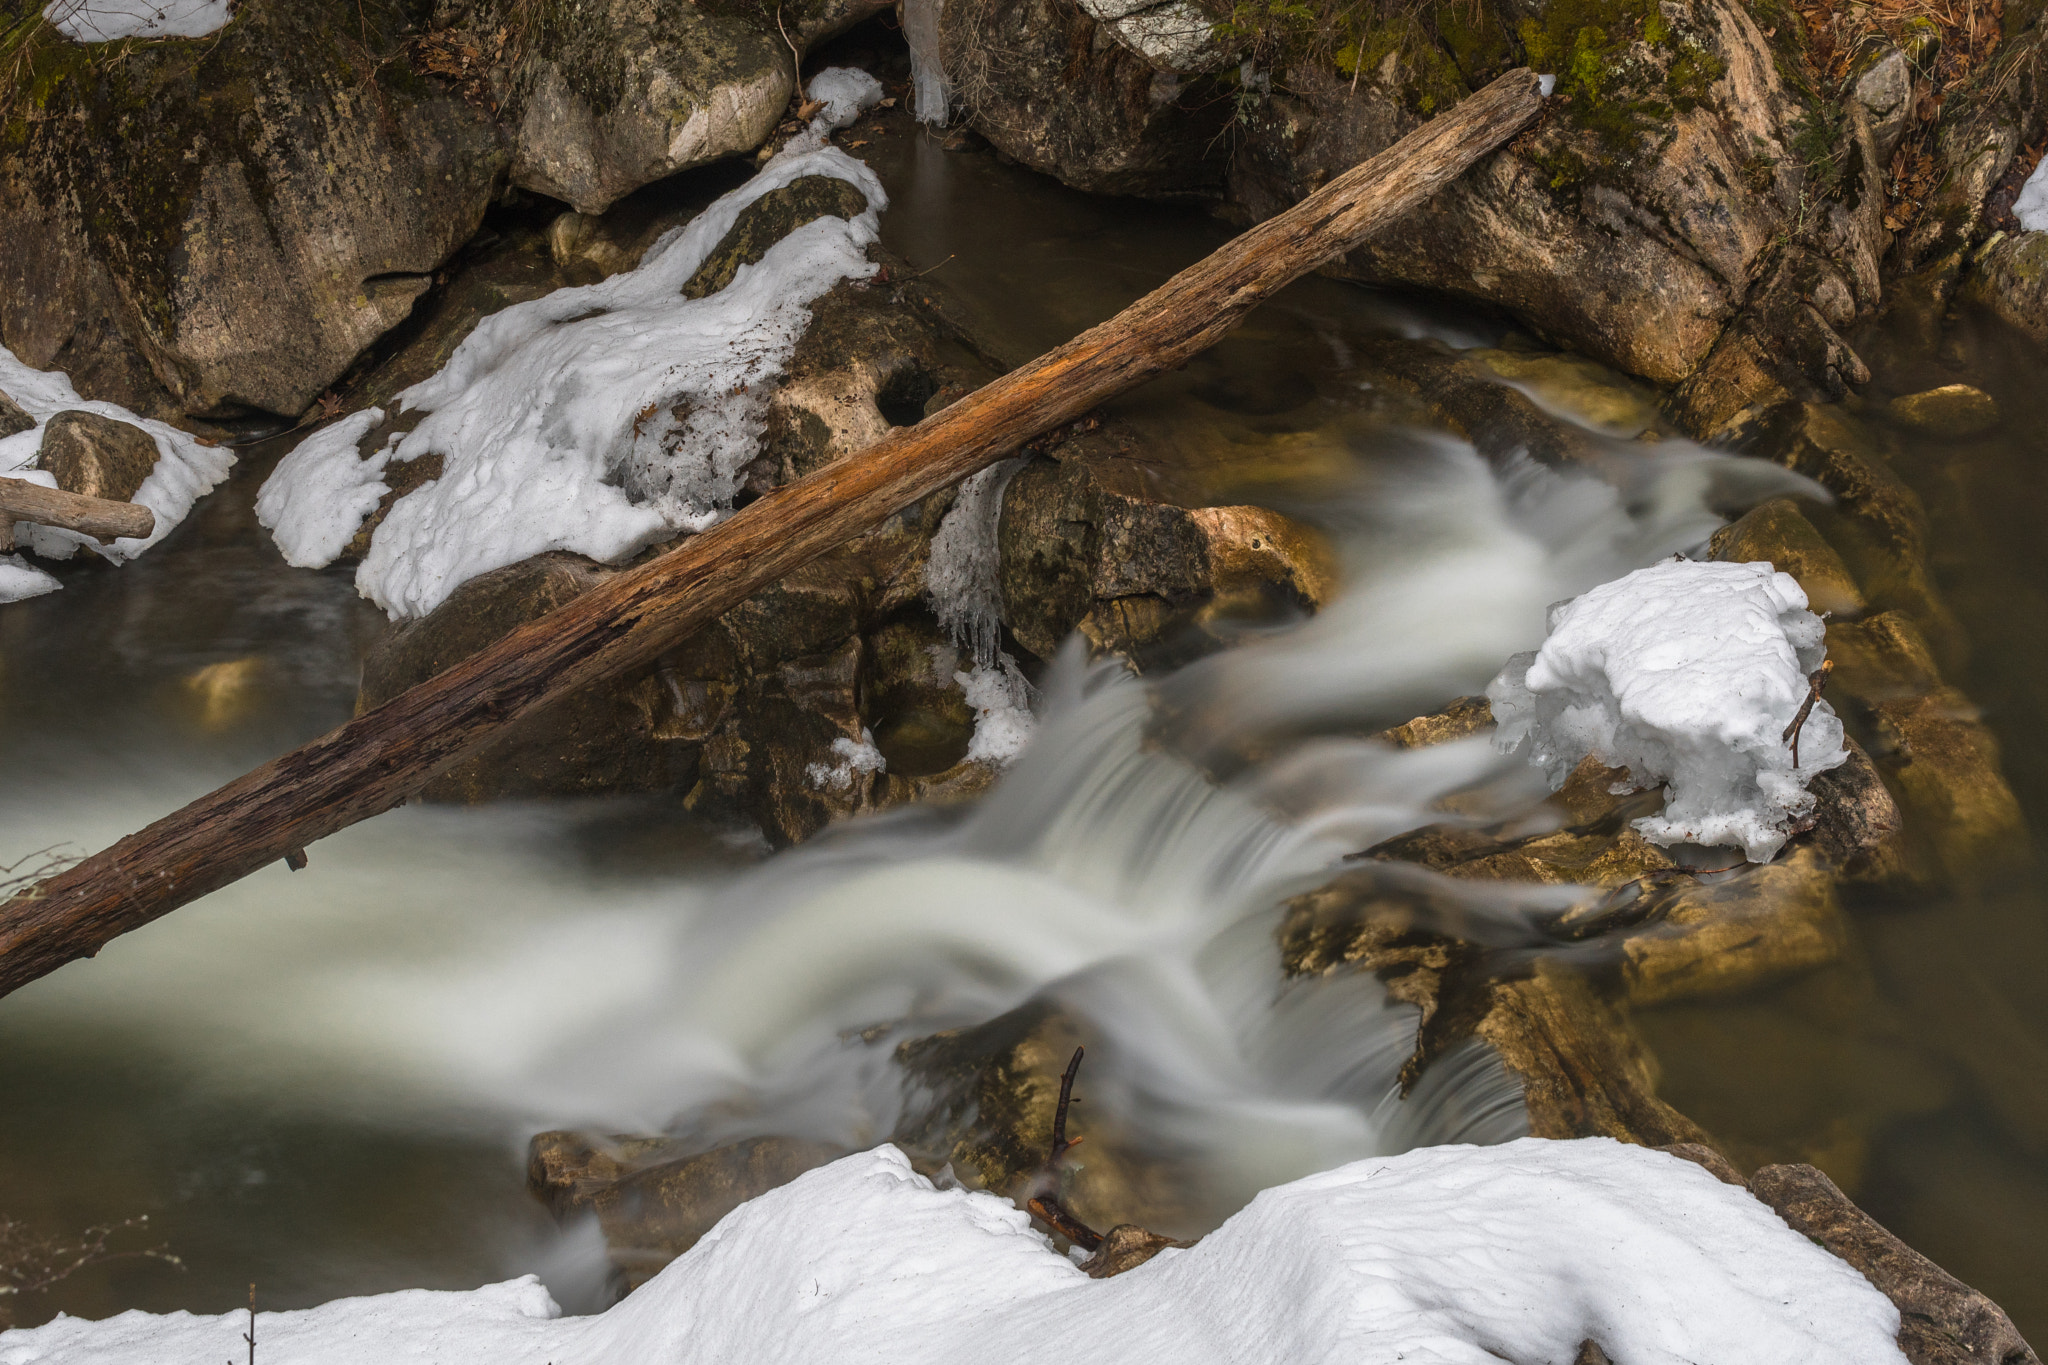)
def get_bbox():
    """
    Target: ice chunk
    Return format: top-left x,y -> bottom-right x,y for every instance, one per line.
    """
0,344 -> 233,570
903,0 -> 951,125
42,0 -> 235,41
925,458 -> 1022,667
0,1140 -> 1905,1365
958,657 -> 1037,765
256,75 -> 888,620
1487,558 -> 1846,862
